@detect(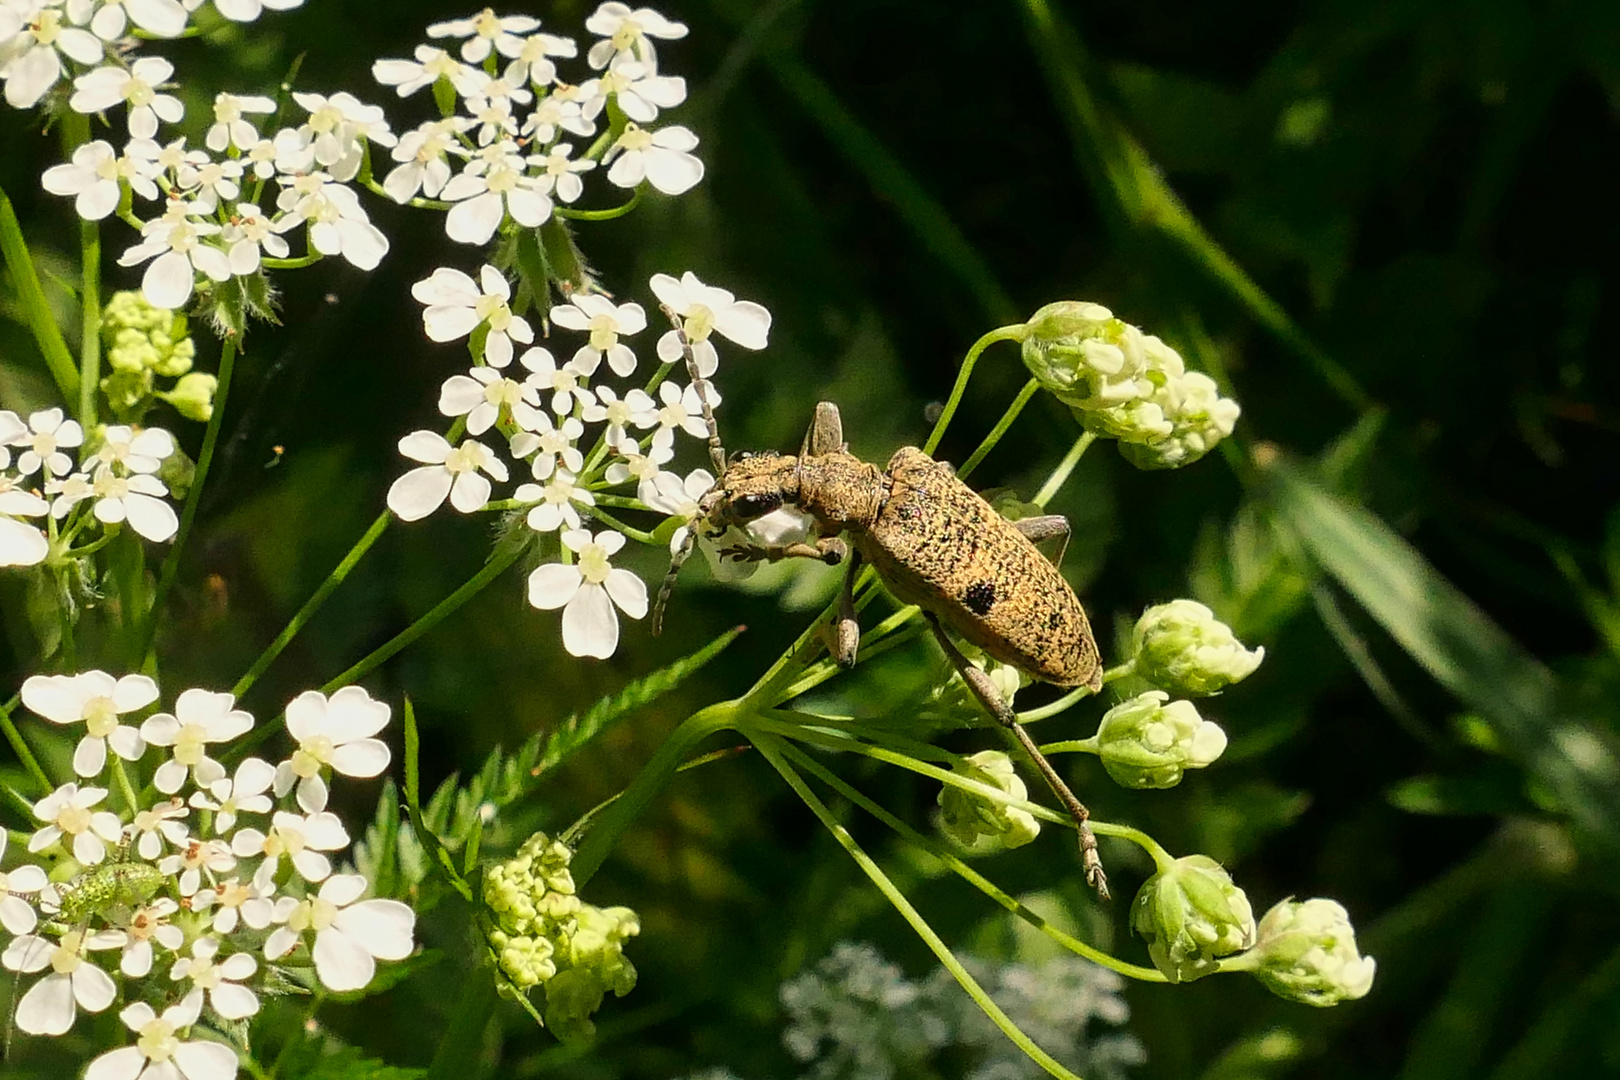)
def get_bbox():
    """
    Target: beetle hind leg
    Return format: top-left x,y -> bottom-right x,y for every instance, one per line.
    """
1013,513 -> 1071,569
925,613 -> 1109,899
